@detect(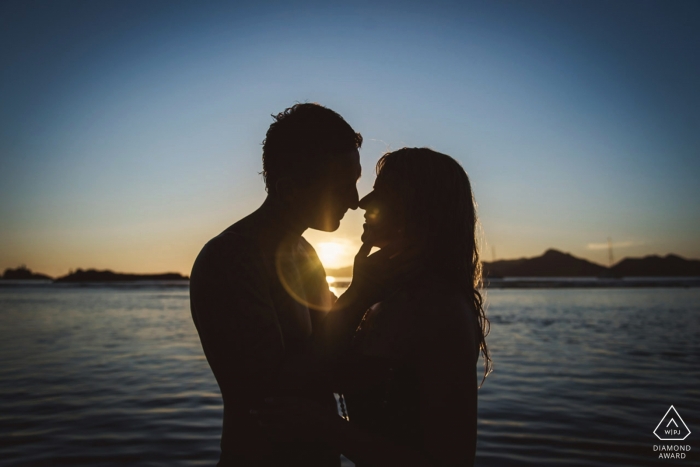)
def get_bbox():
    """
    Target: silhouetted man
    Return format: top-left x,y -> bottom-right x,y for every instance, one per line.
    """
190,103 -> 362,466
